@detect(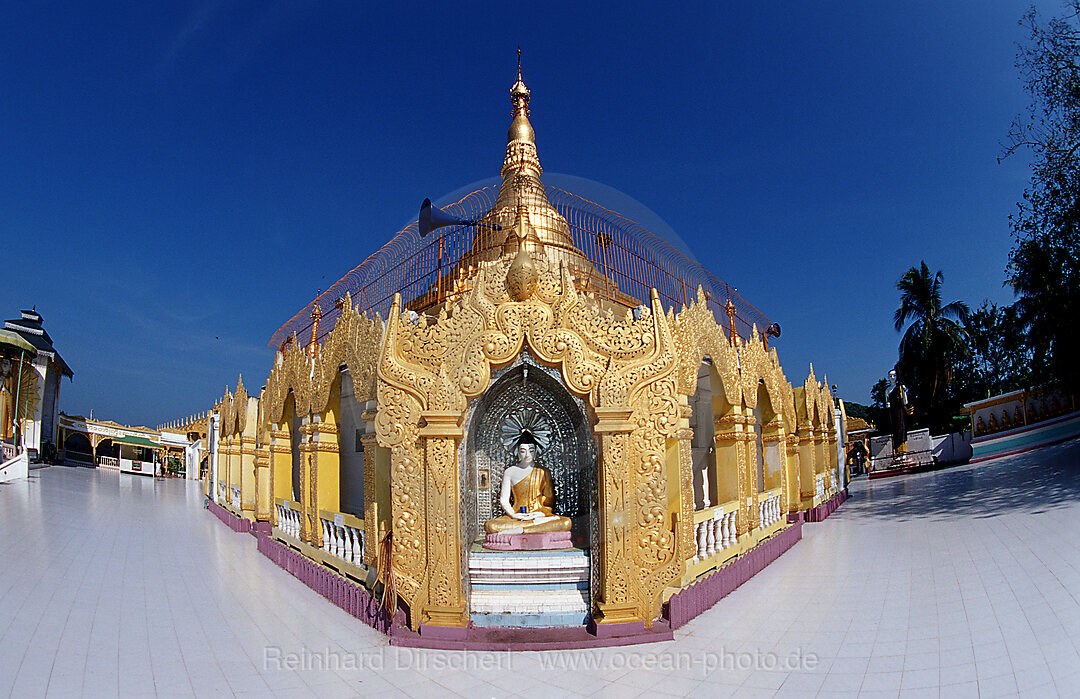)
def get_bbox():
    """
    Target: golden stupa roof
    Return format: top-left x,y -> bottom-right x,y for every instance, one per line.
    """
463,59 -> 597,281
269,57 -> 774,351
